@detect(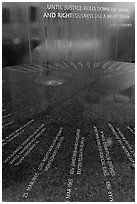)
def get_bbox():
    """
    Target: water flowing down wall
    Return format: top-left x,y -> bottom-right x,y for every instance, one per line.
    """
2,2 -> 135,66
